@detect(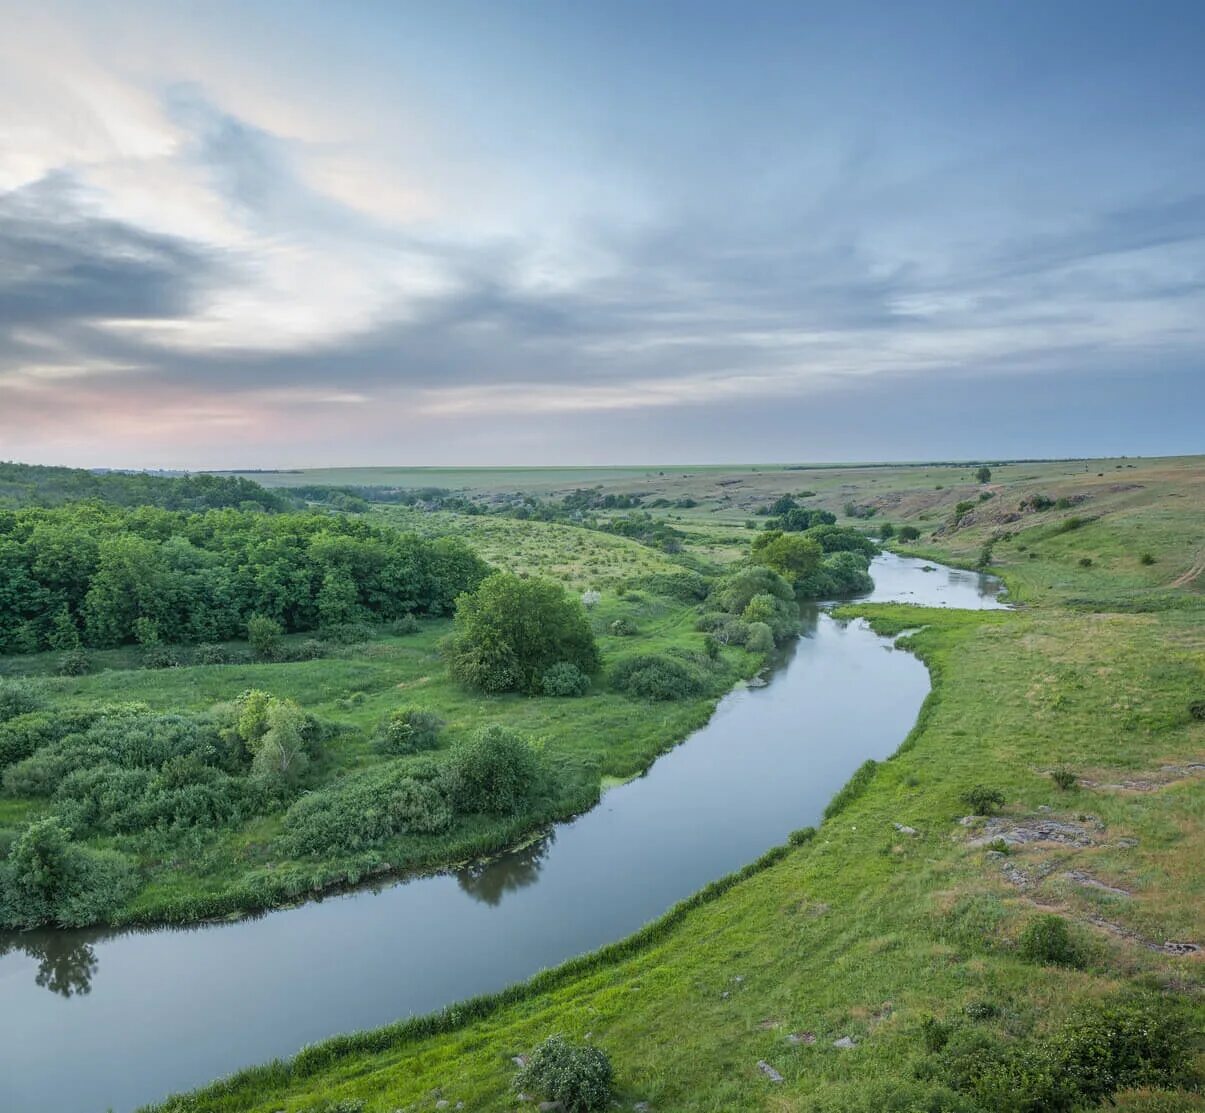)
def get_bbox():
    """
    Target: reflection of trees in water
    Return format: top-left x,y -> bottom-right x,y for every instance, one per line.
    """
0,933 -> 98,997
456,833 -> 554,906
